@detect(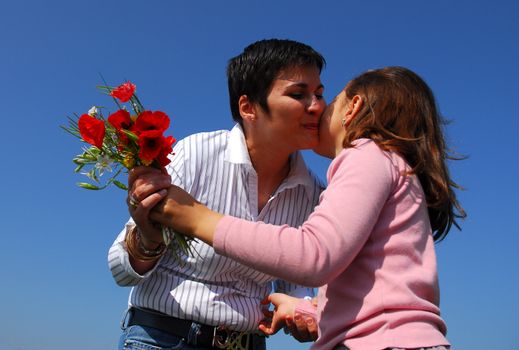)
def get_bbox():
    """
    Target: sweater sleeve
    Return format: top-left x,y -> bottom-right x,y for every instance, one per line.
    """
213,140 -> 394,287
